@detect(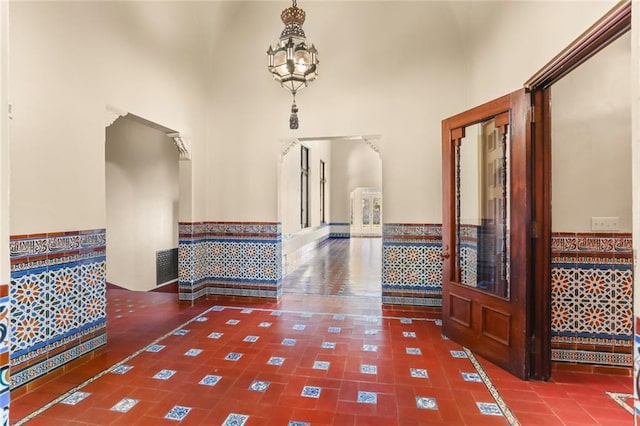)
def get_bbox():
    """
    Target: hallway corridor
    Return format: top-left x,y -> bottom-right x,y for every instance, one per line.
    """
10,239 -> 633,425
